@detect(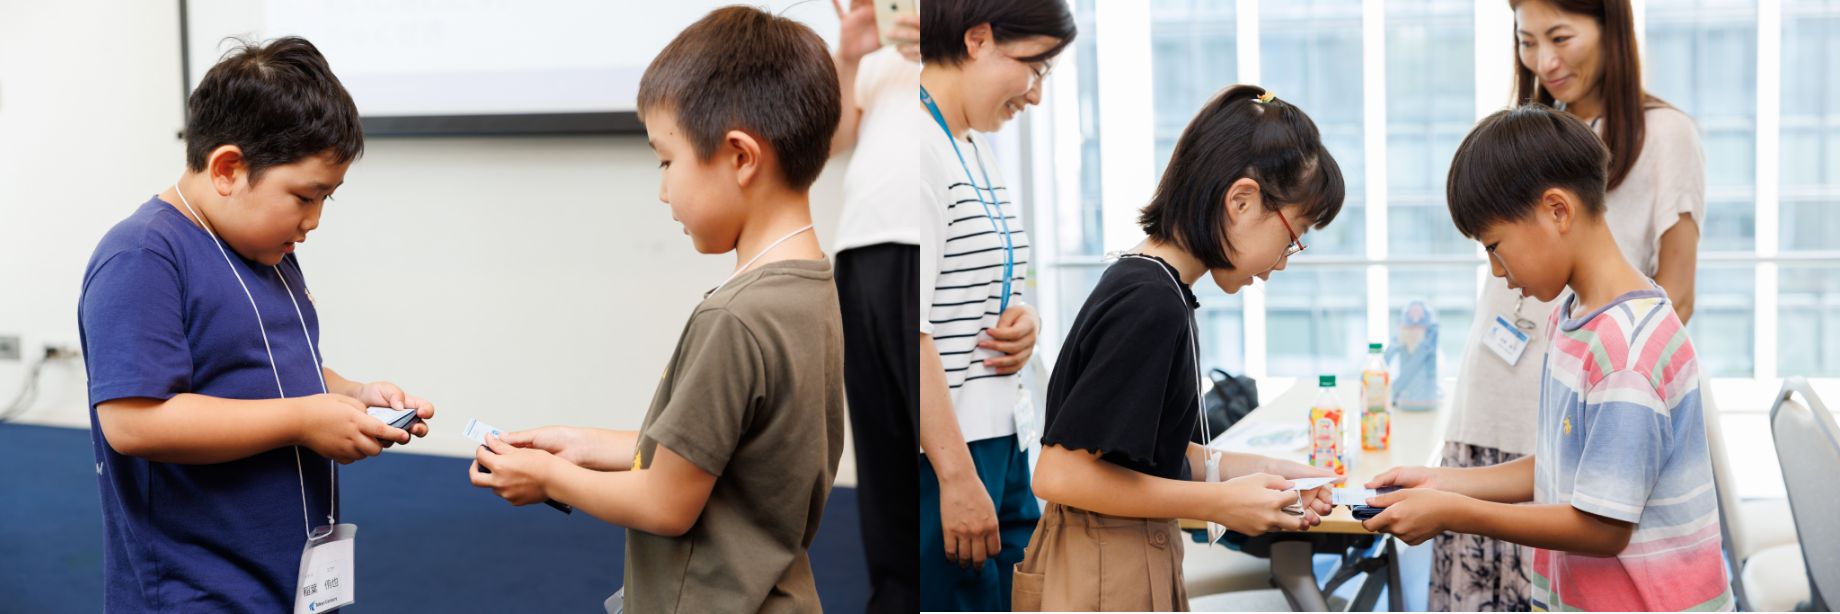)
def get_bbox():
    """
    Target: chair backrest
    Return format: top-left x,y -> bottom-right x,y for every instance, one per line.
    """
1770,377 -> 1840,611
1699,374 -> 1749,607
